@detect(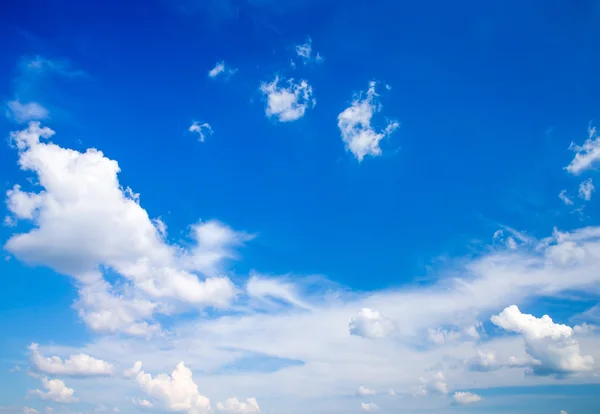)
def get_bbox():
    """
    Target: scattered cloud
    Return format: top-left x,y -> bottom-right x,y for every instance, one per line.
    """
208,61 -> 237,79
6,100 -> 49,123
491,305 -> 594,377
558,190 -> 574,205
216,398 -> 260,414
132,399 -> 153,408
29,343 -> 114,376
349,308 -> 396,339
578,178 -> 595,201
415,372 -> 449,396
337,81 -> 398,161
452,391 -> 482,405
259,76 -> 315,122
565,125 -> 600,175
294,37 -> 323,65
189,121 -> 214,142
360,402 -> 378,412
29,377 -> 78,403
22,56 -> 87,78
356,386 -> 376,397
23,408 -> 39,414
